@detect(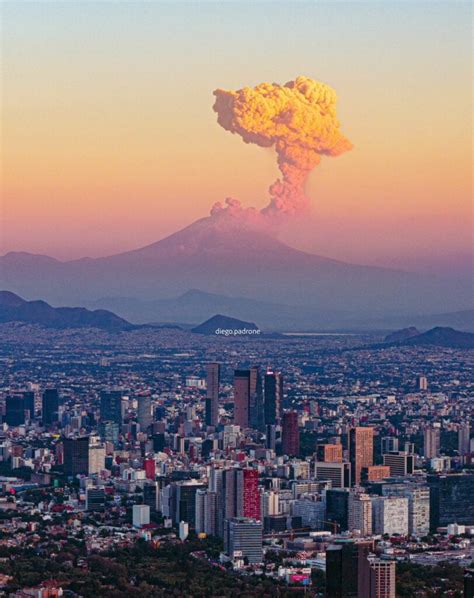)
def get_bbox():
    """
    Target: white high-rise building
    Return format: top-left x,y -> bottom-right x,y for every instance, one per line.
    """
381,484 -> 430,536
418,376 -> 428,391
133,504 -> 150,528
179,520 -> 189,541
261,490 -> 279,519
424,426 -> 440,459
372,496 -> 409,536
195,489 -> 218,536
348,492 -> 372,536
88,444 -> 106,475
